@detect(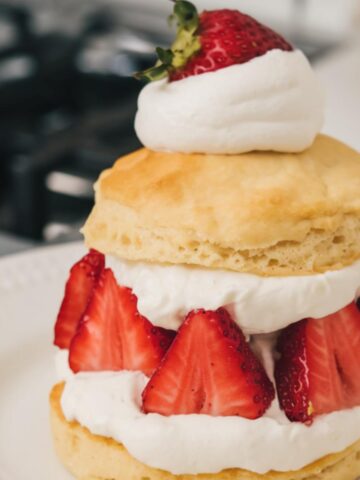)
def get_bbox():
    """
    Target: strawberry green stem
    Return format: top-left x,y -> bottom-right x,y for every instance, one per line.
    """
134,0 -> 201,82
